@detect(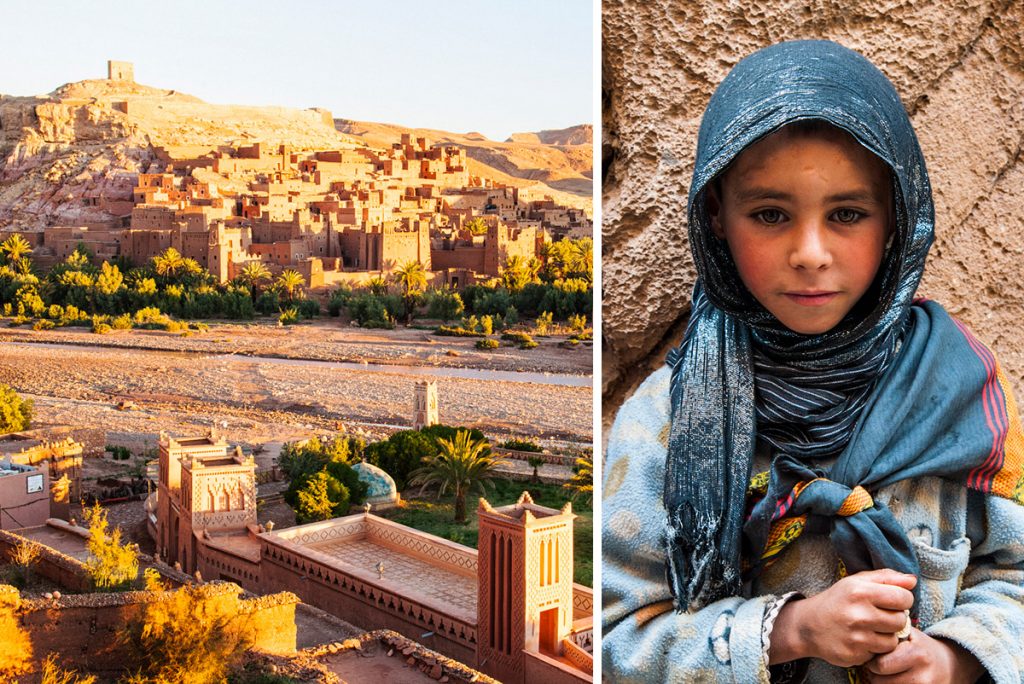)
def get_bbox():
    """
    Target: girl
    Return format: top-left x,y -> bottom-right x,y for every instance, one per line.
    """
602,40 -> 1024,683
